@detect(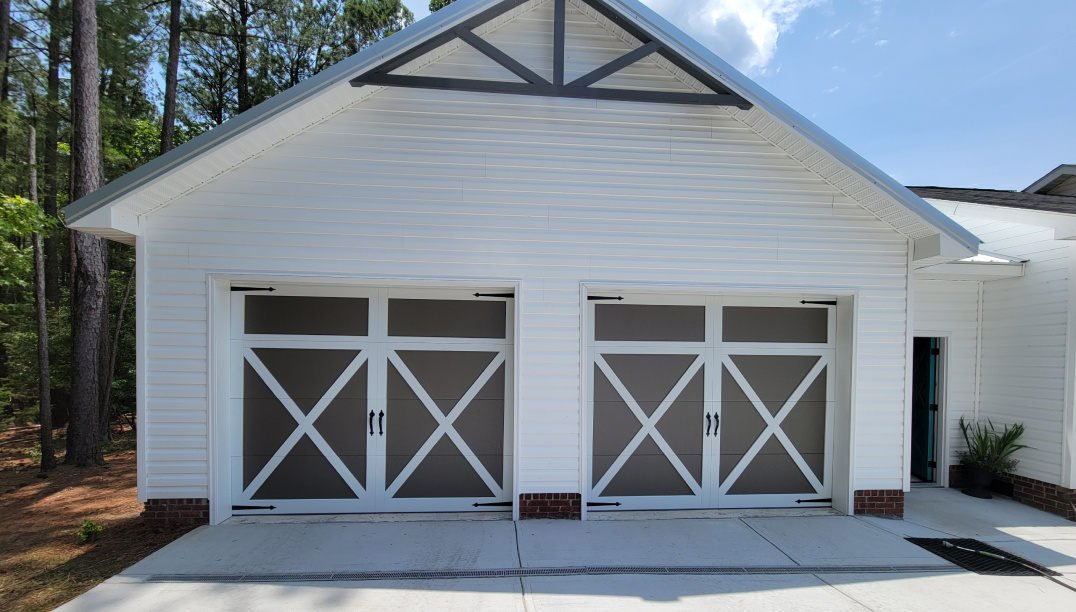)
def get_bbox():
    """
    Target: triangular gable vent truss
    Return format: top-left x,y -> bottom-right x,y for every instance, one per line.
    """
351,0 -> 751,109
